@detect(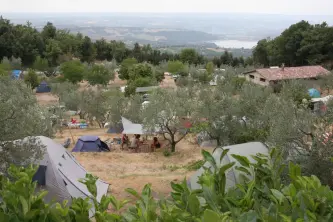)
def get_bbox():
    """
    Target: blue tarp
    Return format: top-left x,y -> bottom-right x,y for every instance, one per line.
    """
11,70 -> 22,79
36,81 -> 51,93
308,88 -> 321,98
72,136 -> 110,152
